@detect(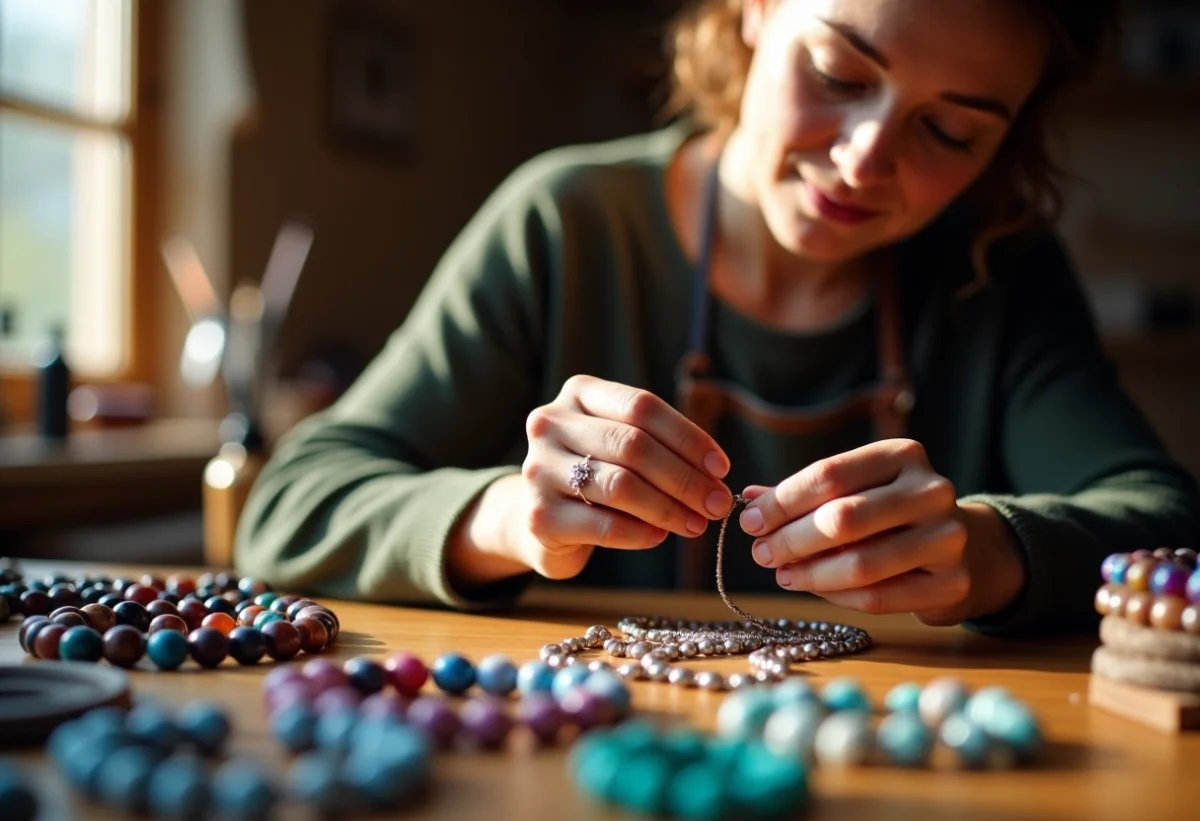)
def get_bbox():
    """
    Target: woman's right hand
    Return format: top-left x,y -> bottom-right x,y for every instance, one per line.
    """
502,374 -> 734,579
